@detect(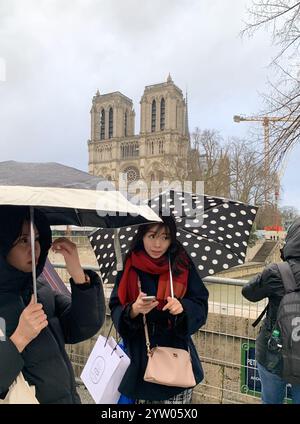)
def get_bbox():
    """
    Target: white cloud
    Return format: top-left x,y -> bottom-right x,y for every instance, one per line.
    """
0,57 -> 5,81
